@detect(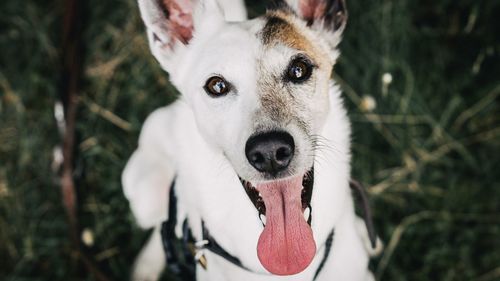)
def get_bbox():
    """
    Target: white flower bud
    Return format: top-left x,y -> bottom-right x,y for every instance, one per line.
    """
81,228 -> 95,246
382,72 -> 393,85
360,95 -> 377,112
